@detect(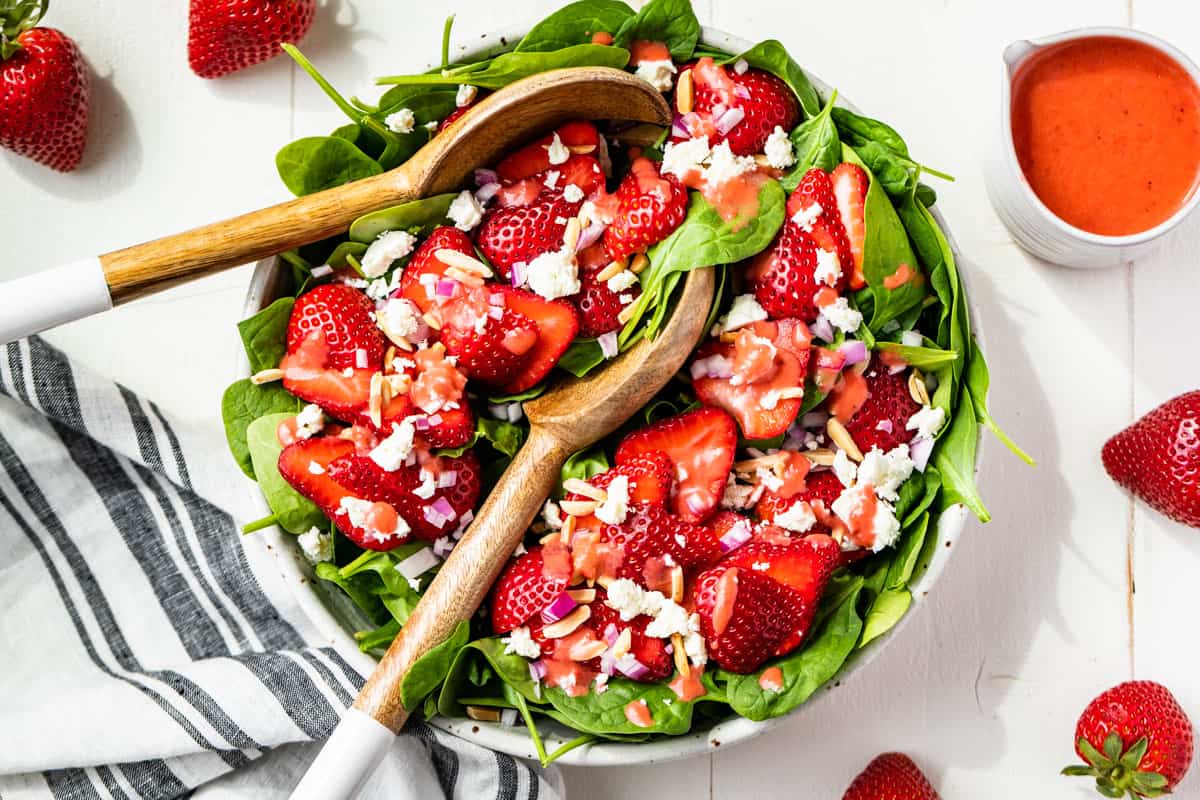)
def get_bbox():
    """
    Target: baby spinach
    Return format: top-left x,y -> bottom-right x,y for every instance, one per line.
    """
488,383 -> 548,404
276,136 -> 383,197
326,241 -> 368,268
246,413 -> 327,534
964,339 -> 1035,465
613,0 -> 699,61
516,0 -> 634,52
314,561 -> 386,621
439,637 -> 546,717
376,44 -> 631,90
832,108 -> 952,198
555,338 -> 607,378
559,447 -> 610,492
545,676 -> 696,736
780,93 -> 840,190
436,416 -> 526,459
933,389 -> 989,522
221,379 -> 303,478
350,193 -> 457,243
858,588 -> 912,648
237,298 -> 293,374
874,342 -> 959,371
720,40 -> 820,119
400,620 -> 471,712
